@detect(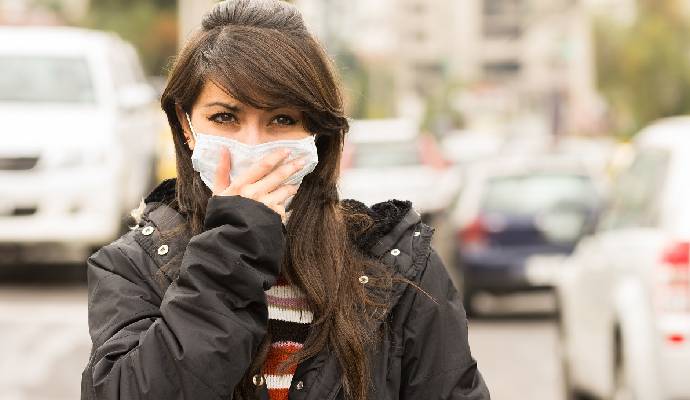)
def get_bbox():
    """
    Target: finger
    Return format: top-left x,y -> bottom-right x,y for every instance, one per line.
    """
213,147 -> 232,195
247,157 -> 305,198
232,148 -> 290,188
265,203 -> 286,223
260,184 -> 299,207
